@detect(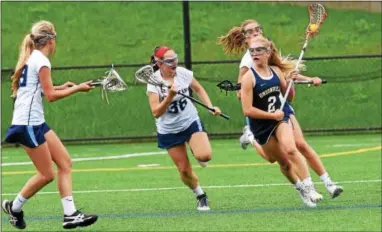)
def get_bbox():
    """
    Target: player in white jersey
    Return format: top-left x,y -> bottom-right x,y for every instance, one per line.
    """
218,19 -> 343,199
2,21 -> 98,230
146,46 -> 222,211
